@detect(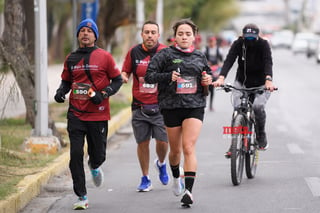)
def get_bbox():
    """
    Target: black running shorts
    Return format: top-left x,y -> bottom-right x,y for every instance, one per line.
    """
161,107 -> 205,127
